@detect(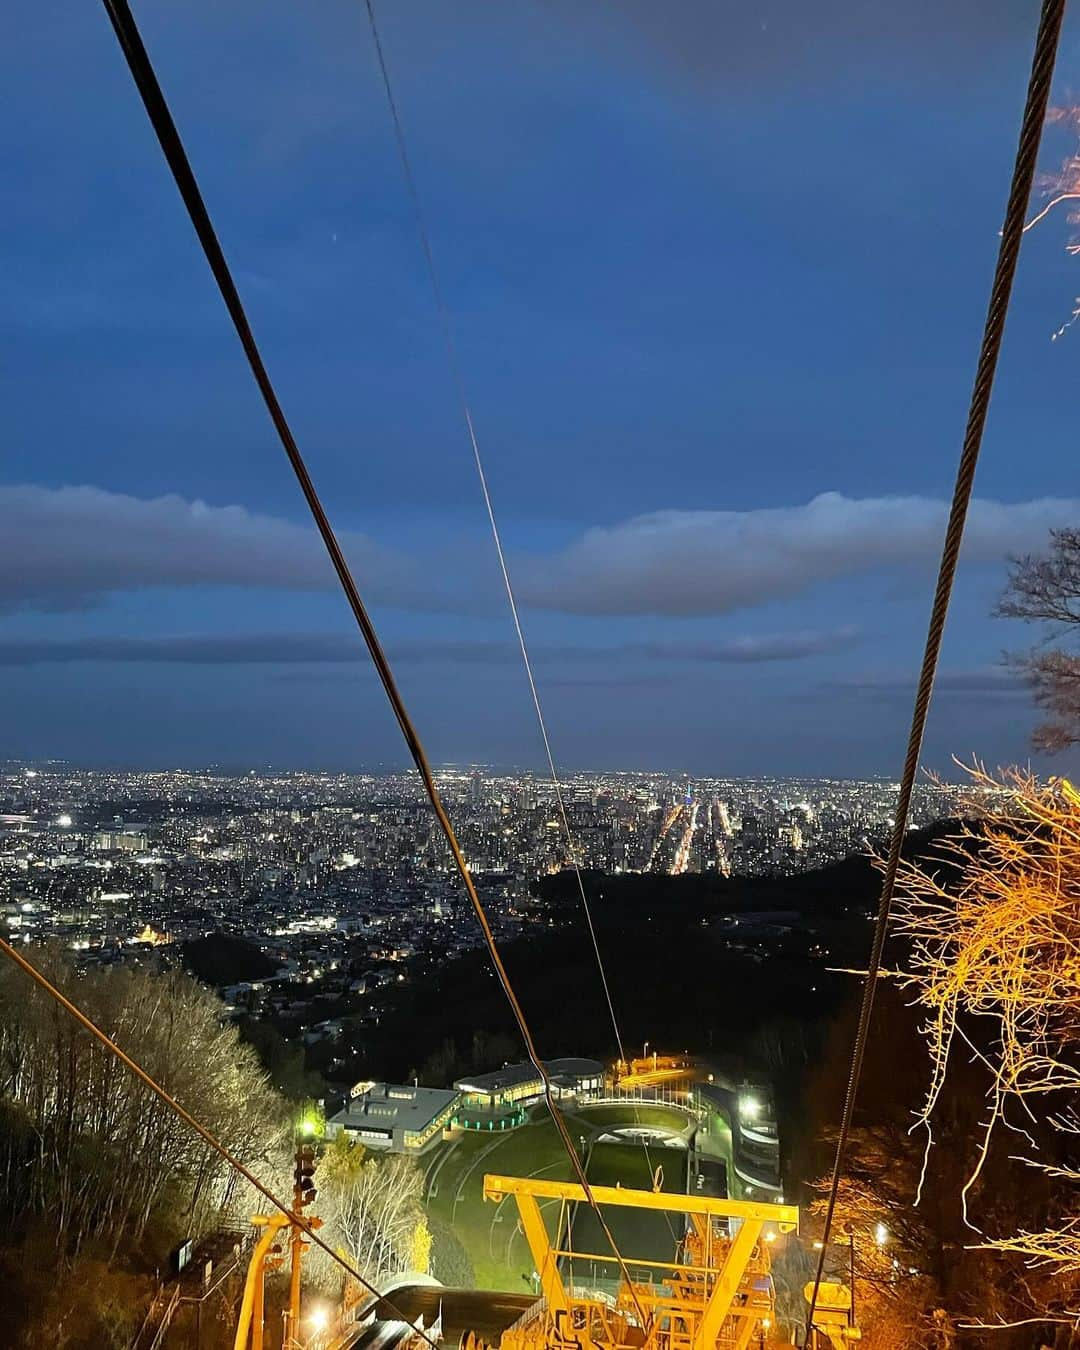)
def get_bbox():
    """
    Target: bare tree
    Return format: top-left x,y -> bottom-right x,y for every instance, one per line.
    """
0,947 -> 290,1257
890,768 -> 1080,1334
998,528 -> 1080,751
312,1135 -> 429,1290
